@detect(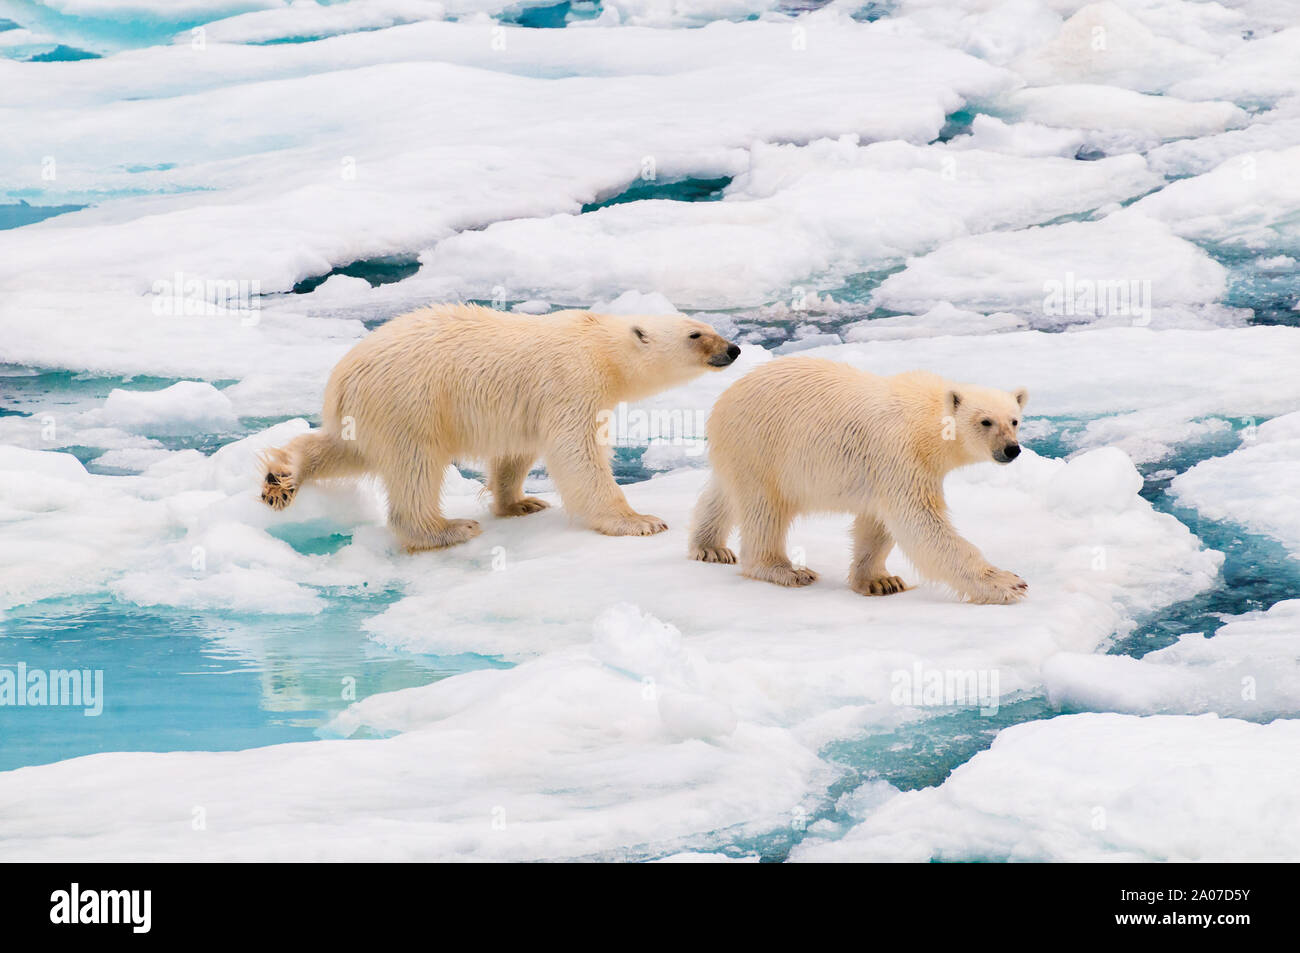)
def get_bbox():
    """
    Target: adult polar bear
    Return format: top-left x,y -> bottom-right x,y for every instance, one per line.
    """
261,303 -> 740,551
690,358 -> 1030,604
